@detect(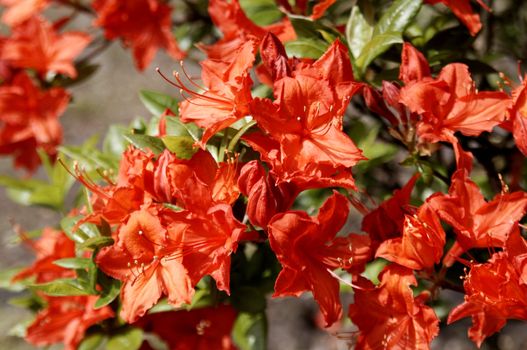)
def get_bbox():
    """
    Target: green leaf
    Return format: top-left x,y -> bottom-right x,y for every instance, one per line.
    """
139,90 -> 178,116
61,216 -> 89,244
103,125 -> 129,157
78,236 -> 114,250
346,5 -> 374,59
186,288 -> 214,310
30,278 -> 93,296
355,32 -> 403,74
106,327 -> 143,350
0,267 -> 26,292
147,298 -> 176,314
8,294 -> 45,310
233,312 -> 267,350
0,176 -> 67,210
60,216 -> 100,245
53,258 -> 92,269
60,138 -> 118,172
75,255 -> 99,294
123,134 -> 165,155
239,0 -> 282,25
285,38 -> 328,59
285,17 -> 340,59
79,333 -> 107,350
95,278 -> 121,309
164,115 -> 201,142
373,0 -> 422,36
162,136 -> 198,159
289,16 -> 342,42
